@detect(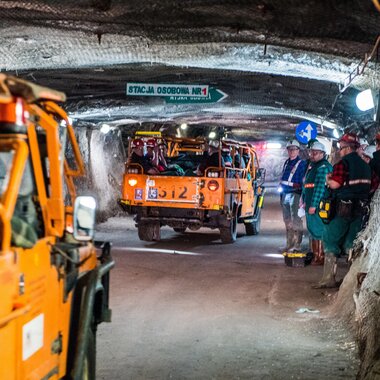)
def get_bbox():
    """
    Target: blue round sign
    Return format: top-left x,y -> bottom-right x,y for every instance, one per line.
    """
295,121 -> 318,144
